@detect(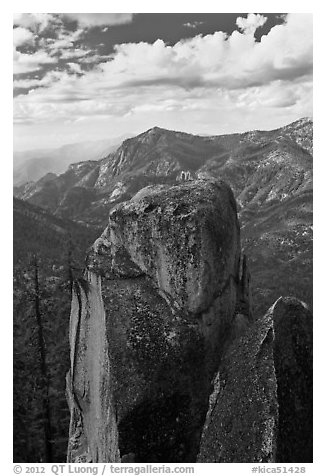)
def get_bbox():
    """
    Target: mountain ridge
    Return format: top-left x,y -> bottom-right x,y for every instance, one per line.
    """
14,117 -> 313,315
14,117 -> 312,223
13,134 -> 132,187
